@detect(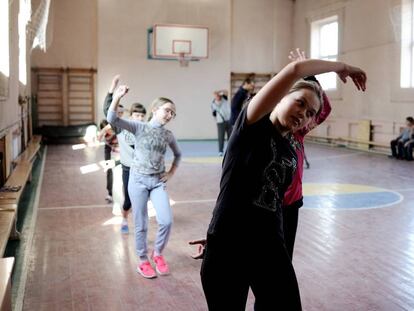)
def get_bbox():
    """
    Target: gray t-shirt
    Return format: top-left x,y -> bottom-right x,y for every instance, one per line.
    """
107,110 -> 181,175
211,98 -> 231,123
401,128 -> 412,141
117,130 -> 135,167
